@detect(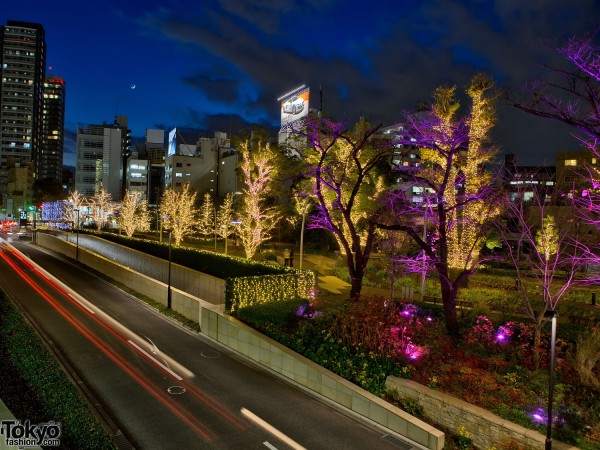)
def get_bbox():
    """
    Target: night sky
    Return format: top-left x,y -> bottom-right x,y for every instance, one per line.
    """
2,1 -> 598,167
